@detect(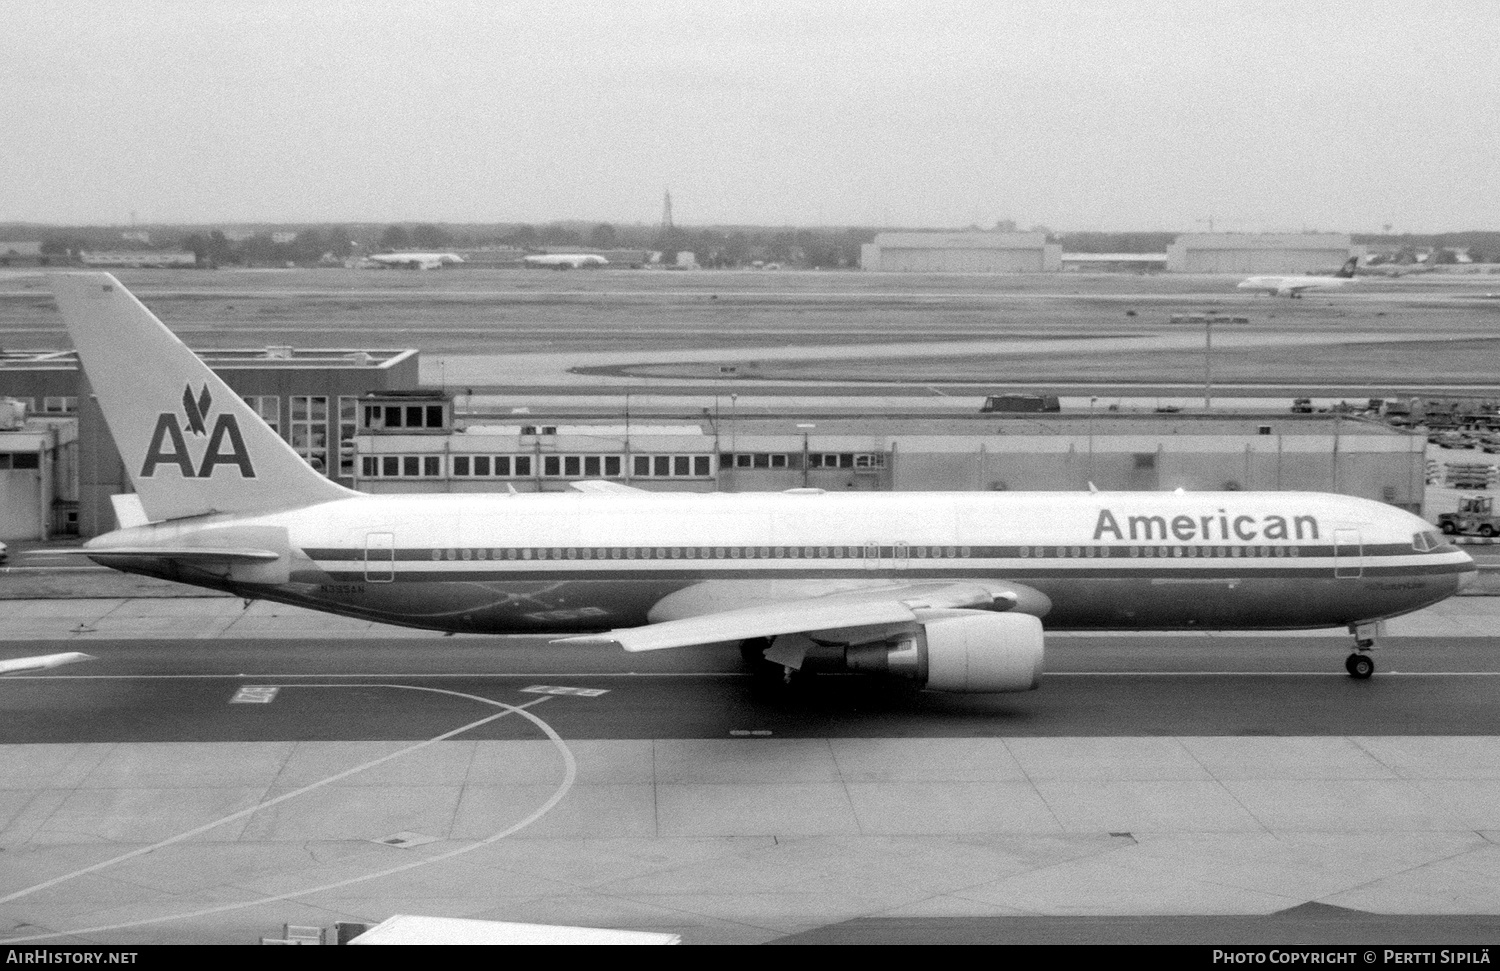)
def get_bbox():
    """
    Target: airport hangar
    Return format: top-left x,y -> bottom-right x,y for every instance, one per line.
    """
1,350 -> 1425,540
860,230 -> 1360,274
